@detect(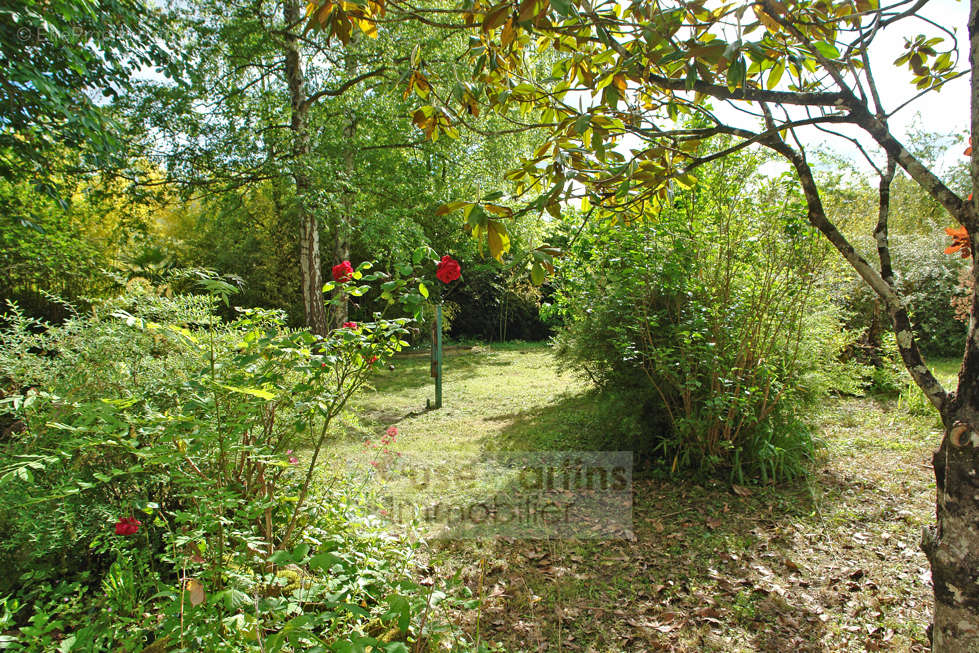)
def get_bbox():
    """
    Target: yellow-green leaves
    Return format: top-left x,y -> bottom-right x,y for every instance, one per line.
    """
672,171 -> 697,191
403,71 -> 430,100
894,35 -> 956,91
304,0 -> 383,43
483,2 -> 510,31
436,197 -> 514,261
486,220 -> 511,262
411,106 -> 459,140
767,59 -> 785,89
220,384 -> 277,400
